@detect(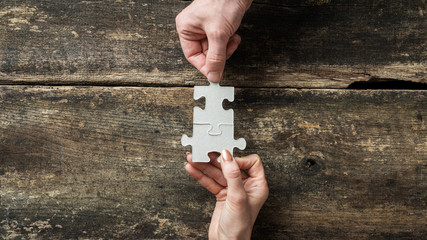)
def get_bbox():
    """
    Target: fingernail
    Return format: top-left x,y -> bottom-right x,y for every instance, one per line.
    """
207,72 -> 221,82
186,152 -> 191,156
184,162 -> 188,166
222,149 -> 233,162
